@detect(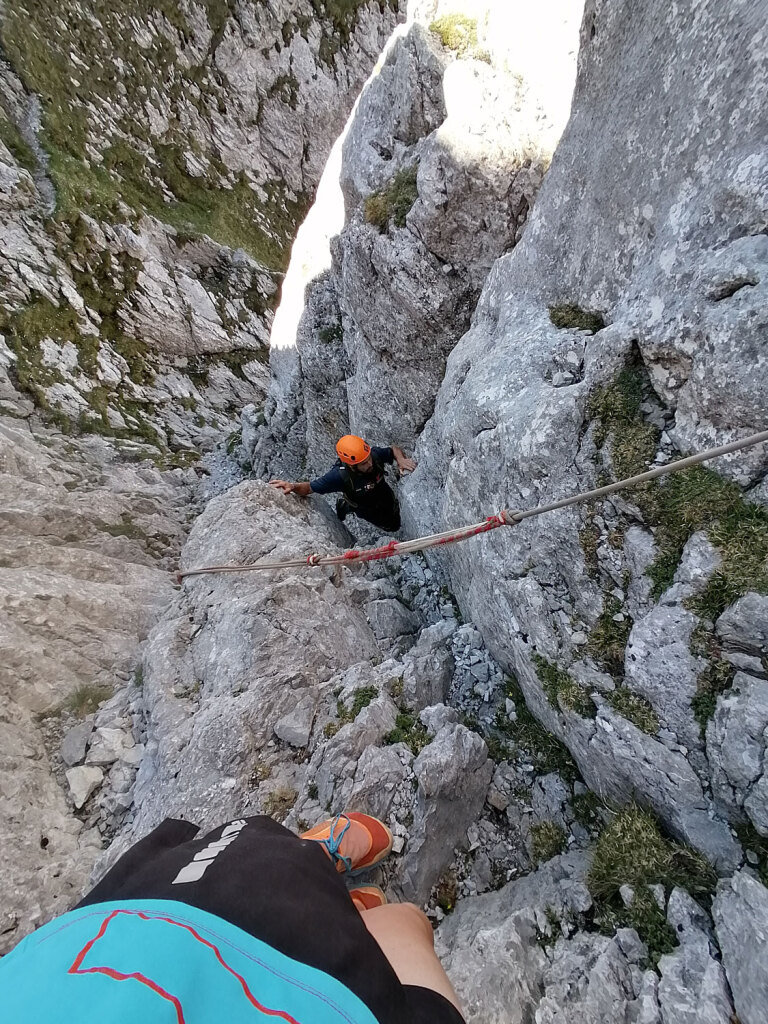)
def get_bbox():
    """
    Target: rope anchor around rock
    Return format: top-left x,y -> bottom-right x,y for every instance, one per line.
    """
177,429 -> 768,582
